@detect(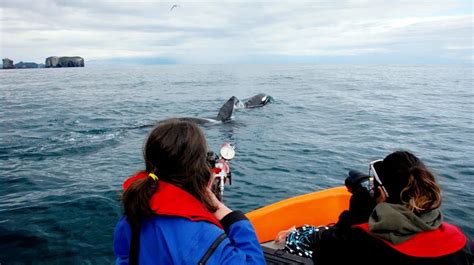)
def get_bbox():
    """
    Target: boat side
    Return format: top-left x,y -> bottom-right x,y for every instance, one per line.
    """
246,186 -> 350,243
